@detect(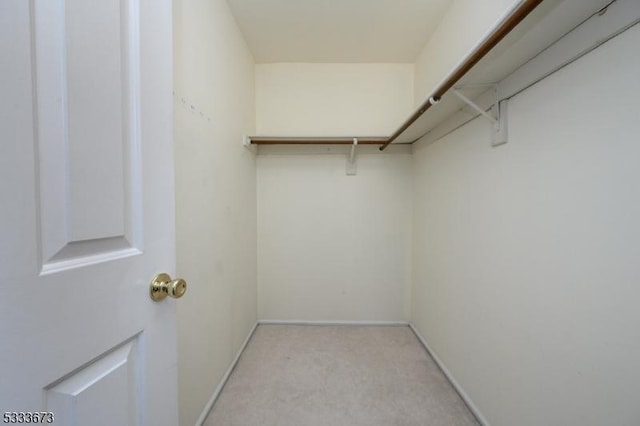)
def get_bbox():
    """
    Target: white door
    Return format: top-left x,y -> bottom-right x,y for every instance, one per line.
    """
0,0 -> 179,425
